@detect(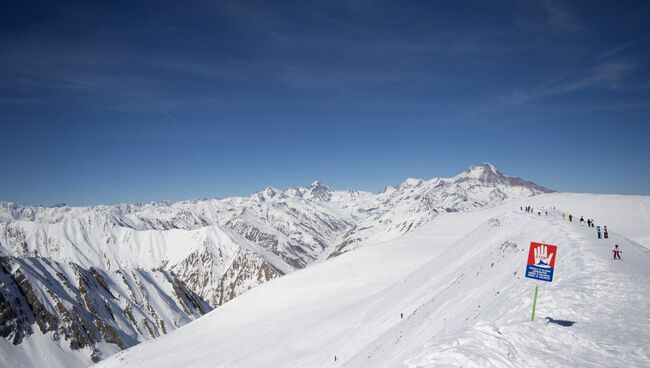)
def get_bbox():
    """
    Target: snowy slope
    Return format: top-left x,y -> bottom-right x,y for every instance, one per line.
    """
0,256 -> 209,367
96,193 -> 650,368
